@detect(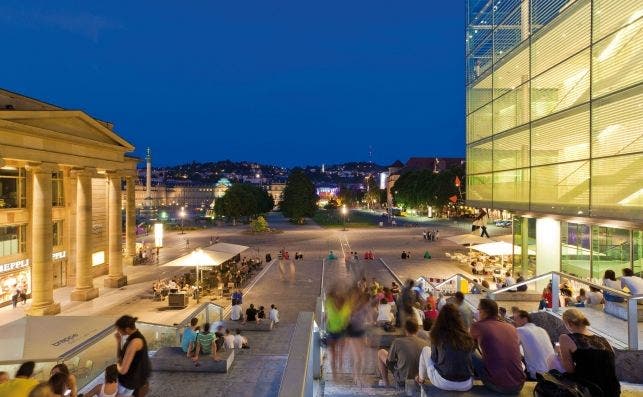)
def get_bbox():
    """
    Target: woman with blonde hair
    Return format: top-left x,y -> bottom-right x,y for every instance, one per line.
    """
553,308 -> 620,396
